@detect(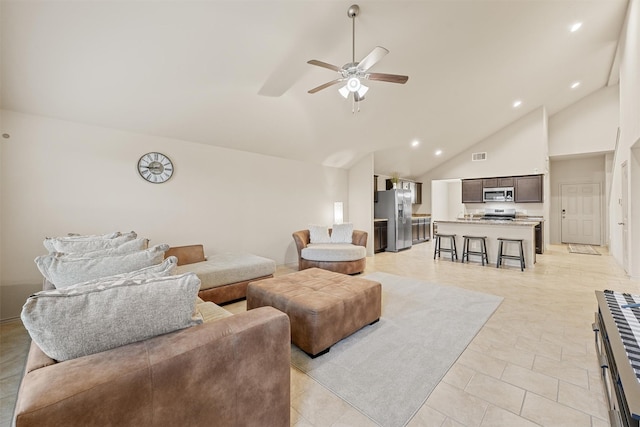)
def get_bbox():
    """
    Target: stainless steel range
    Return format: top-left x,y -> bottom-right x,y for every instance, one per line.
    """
482,208 -> 516,221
